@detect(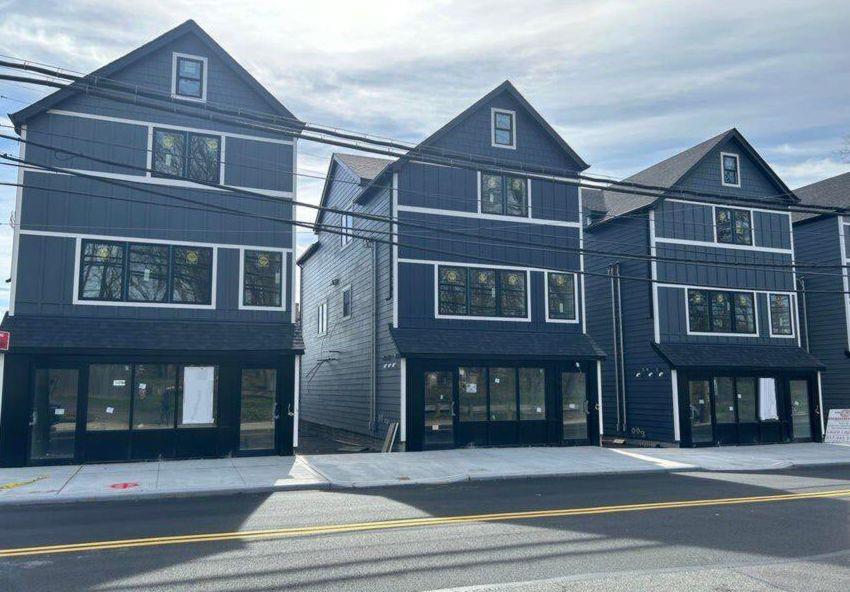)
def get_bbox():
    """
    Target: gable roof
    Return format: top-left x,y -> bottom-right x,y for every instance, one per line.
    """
590,128 -> 796,226
314,153 -> 395,228
412,80 -> 589,171
10,19 -> 300,129
792,171 -> 850,223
